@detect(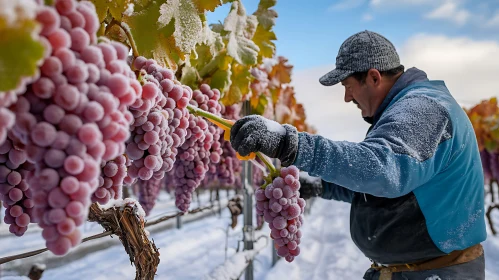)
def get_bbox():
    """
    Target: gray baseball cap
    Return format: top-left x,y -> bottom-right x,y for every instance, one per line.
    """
319,30 -> 401,86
